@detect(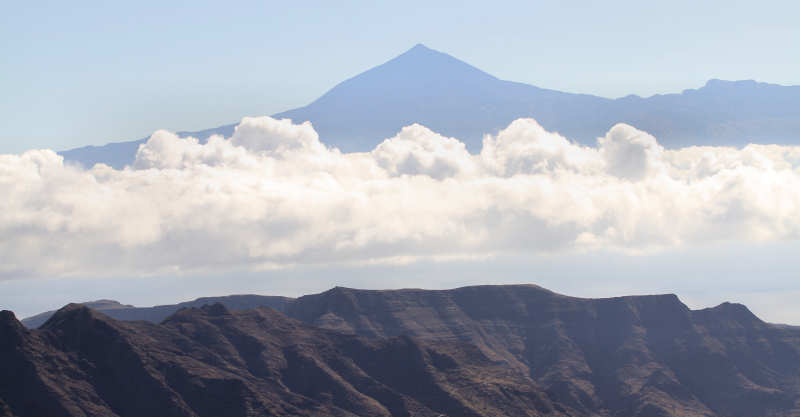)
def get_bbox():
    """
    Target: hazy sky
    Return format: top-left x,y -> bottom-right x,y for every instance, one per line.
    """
3,241 -> 800,324
3,1 -> 800,324
2,0 -> 799,154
